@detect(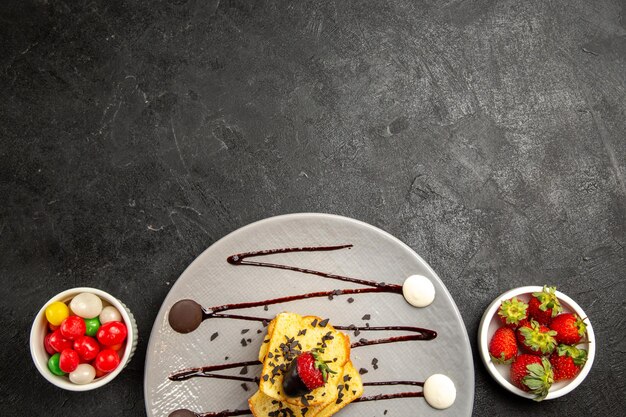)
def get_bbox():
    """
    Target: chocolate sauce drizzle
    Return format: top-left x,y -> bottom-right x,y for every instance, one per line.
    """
170,360 -> 262,382
167,244 -> 438,417
167,380 -> 426,417
226,244 -> 402,290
